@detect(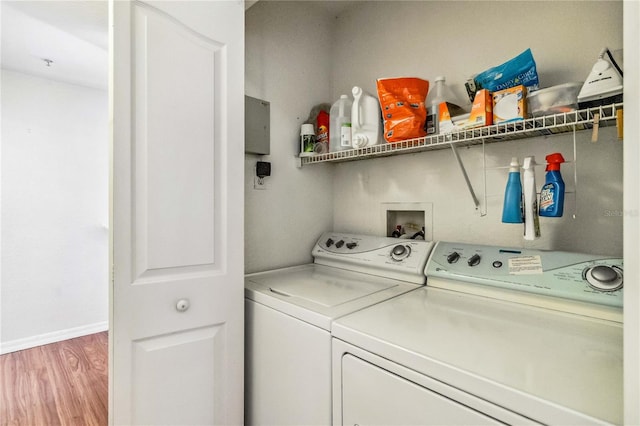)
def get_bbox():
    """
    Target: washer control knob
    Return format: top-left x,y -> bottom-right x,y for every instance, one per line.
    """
447,252 -> 460,264
346,242 -> 358,249
336,240 -> 345,248
492,260 -> 503,268
391,244 -> 411,261
325,238 -> 334,247
468,253 -> 481,267
584,265 -> 623,292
